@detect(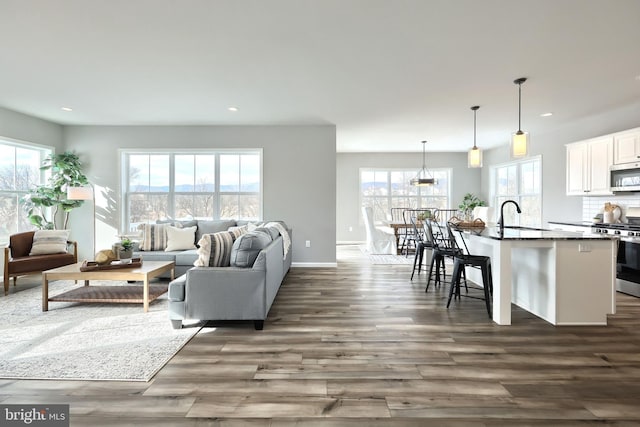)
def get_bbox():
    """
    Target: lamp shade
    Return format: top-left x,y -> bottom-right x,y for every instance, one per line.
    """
511,77 -> 529,159
510,131 -> 529,158
468,146 -> 483,168
468,105 -> 482,168
67,185 -> 93,200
